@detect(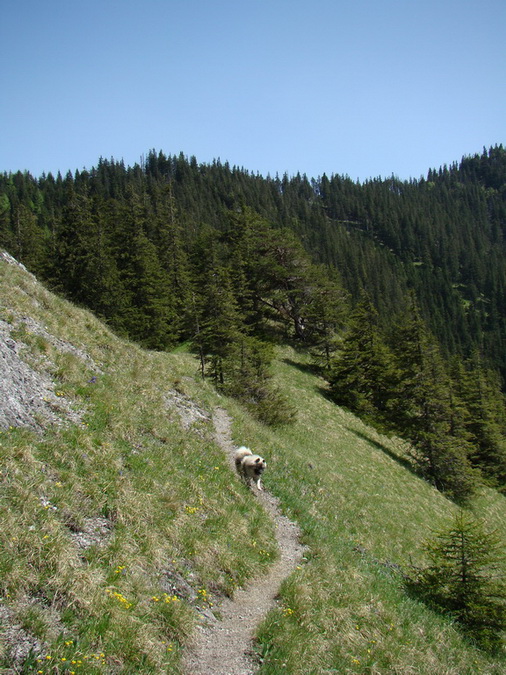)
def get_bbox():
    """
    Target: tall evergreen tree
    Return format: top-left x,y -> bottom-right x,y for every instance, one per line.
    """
52,179 -> 98,300
191,220 -> 296,425
303,264 -> 349,371
151,182 -> 194,340
110,187 -> 174,349
327,296 -> 396,422
10,201 -> 46,276
389,301 -> 476,500
192,254 -> 244,385
222,334 -> 296,426
452,354 -> 506,490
